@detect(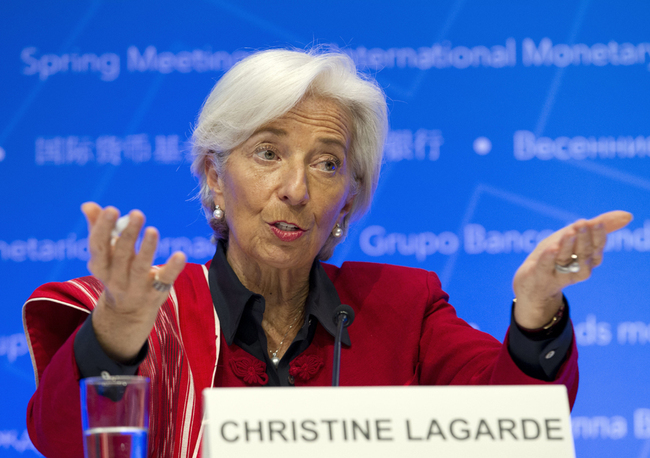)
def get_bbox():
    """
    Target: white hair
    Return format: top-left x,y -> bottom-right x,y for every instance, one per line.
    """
191,47 -> 387,260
